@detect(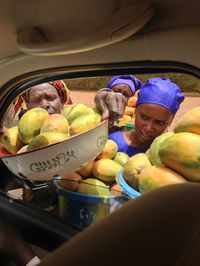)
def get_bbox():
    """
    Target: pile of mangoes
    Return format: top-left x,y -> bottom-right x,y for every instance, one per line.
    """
123,107 -> 200,194
1,103 -> 101,154
120,90 -> 139,124
59,139 -> 129,197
